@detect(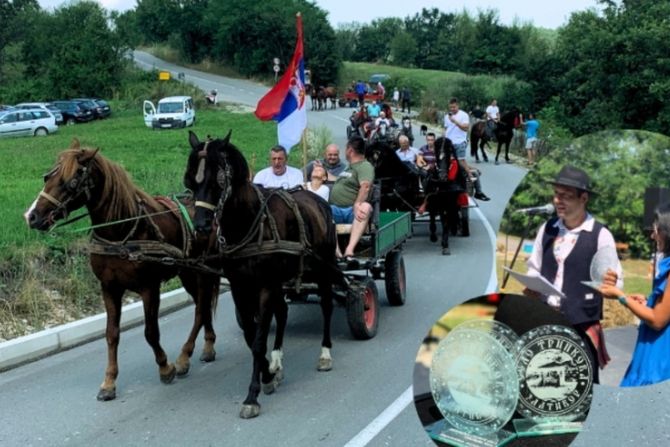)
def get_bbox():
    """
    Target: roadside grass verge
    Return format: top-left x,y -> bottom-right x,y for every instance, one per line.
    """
0,106 -> 278,340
